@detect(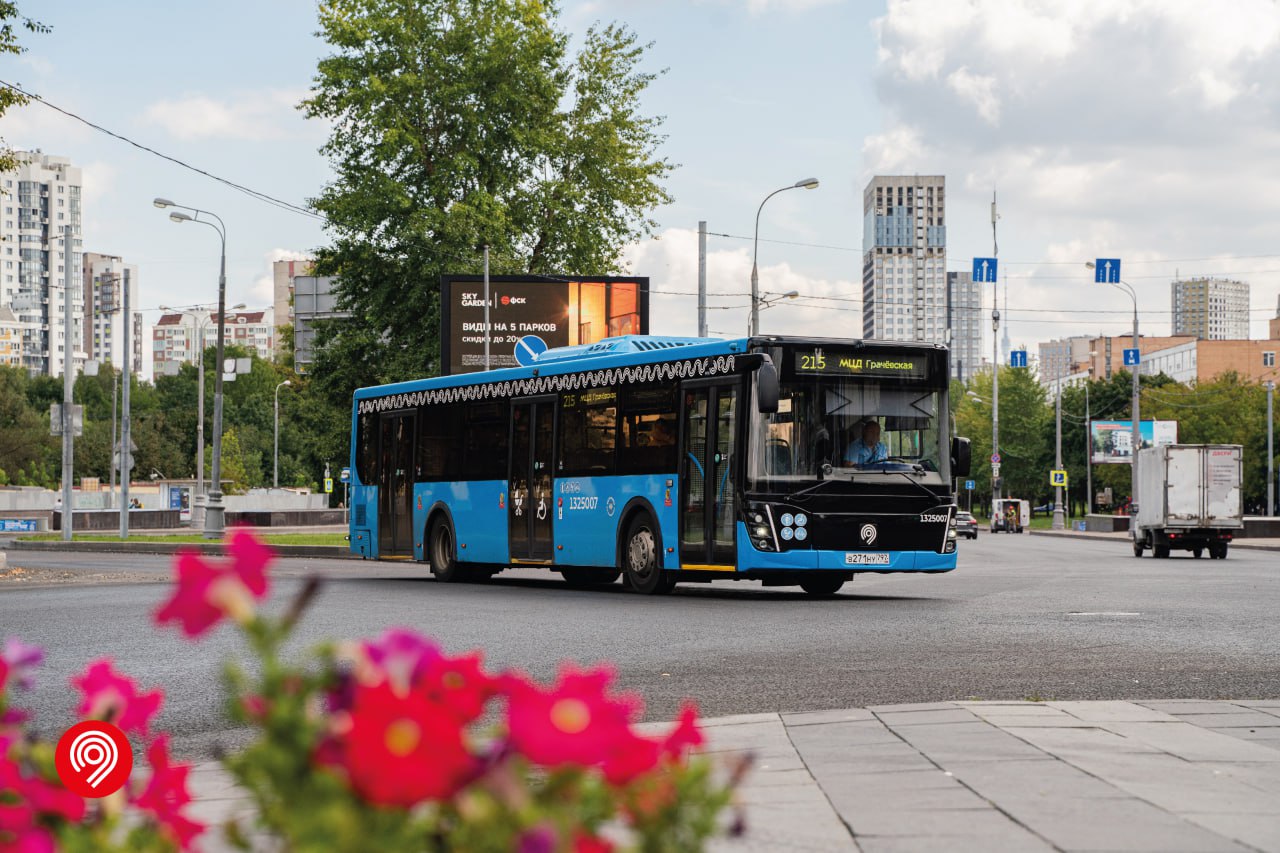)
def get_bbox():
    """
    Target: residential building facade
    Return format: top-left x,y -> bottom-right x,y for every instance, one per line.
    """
861,175 -> 947,345
946,270 -> 981,380
1078,333 -> 1279,385
0,151 -> 84,377
82,252 -> 142,375
1171,277 -> 1249,340
0,305 -> 25,367
1037,335 -> 1097,385
152,308 -> 276,373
